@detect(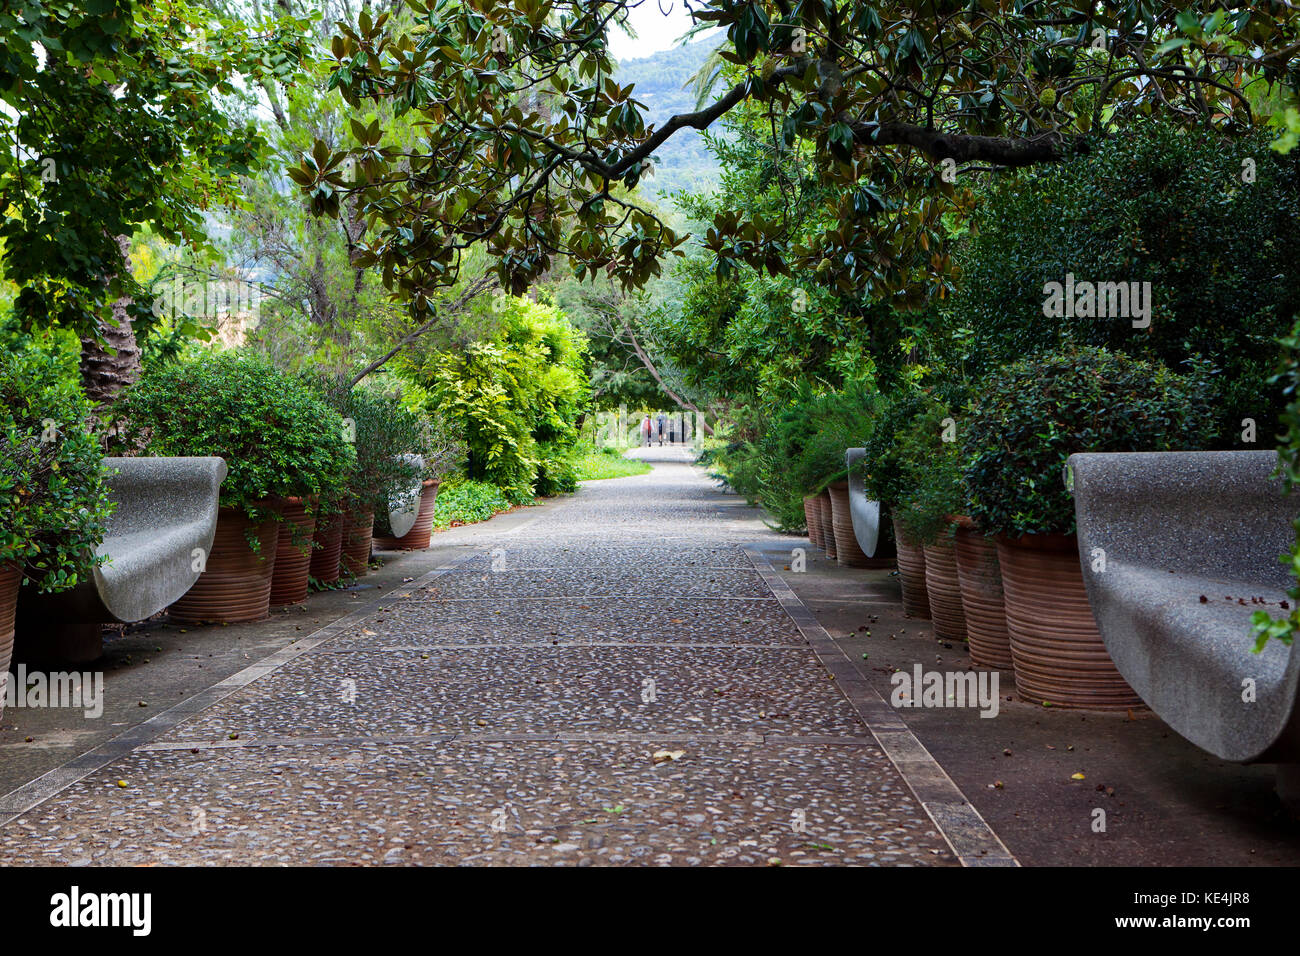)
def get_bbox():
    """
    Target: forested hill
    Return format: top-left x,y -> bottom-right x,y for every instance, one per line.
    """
615,38 -> 721,200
